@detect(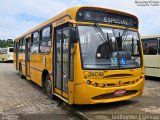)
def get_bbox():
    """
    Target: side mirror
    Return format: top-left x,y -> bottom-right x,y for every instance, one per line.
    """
70,26 -> 78,43
137,40 -> 140,46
